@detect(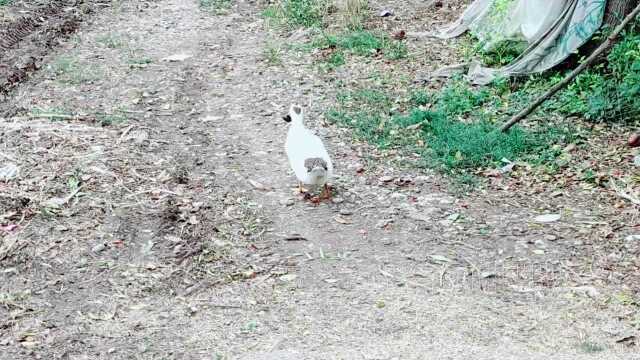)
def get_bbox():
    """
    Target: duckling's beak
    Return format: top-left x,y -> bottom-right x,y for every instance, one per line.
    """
282,114 -> 292,123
